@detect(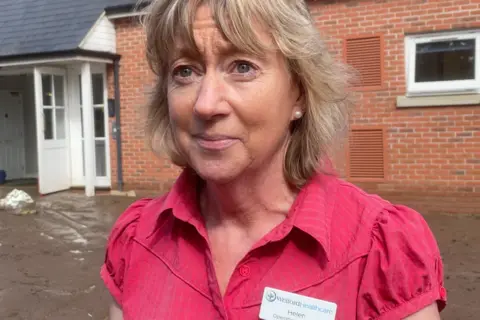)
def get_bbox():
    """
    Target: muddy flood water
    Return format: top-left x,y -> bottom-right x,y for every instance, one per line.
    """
0,187 -> 479,319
